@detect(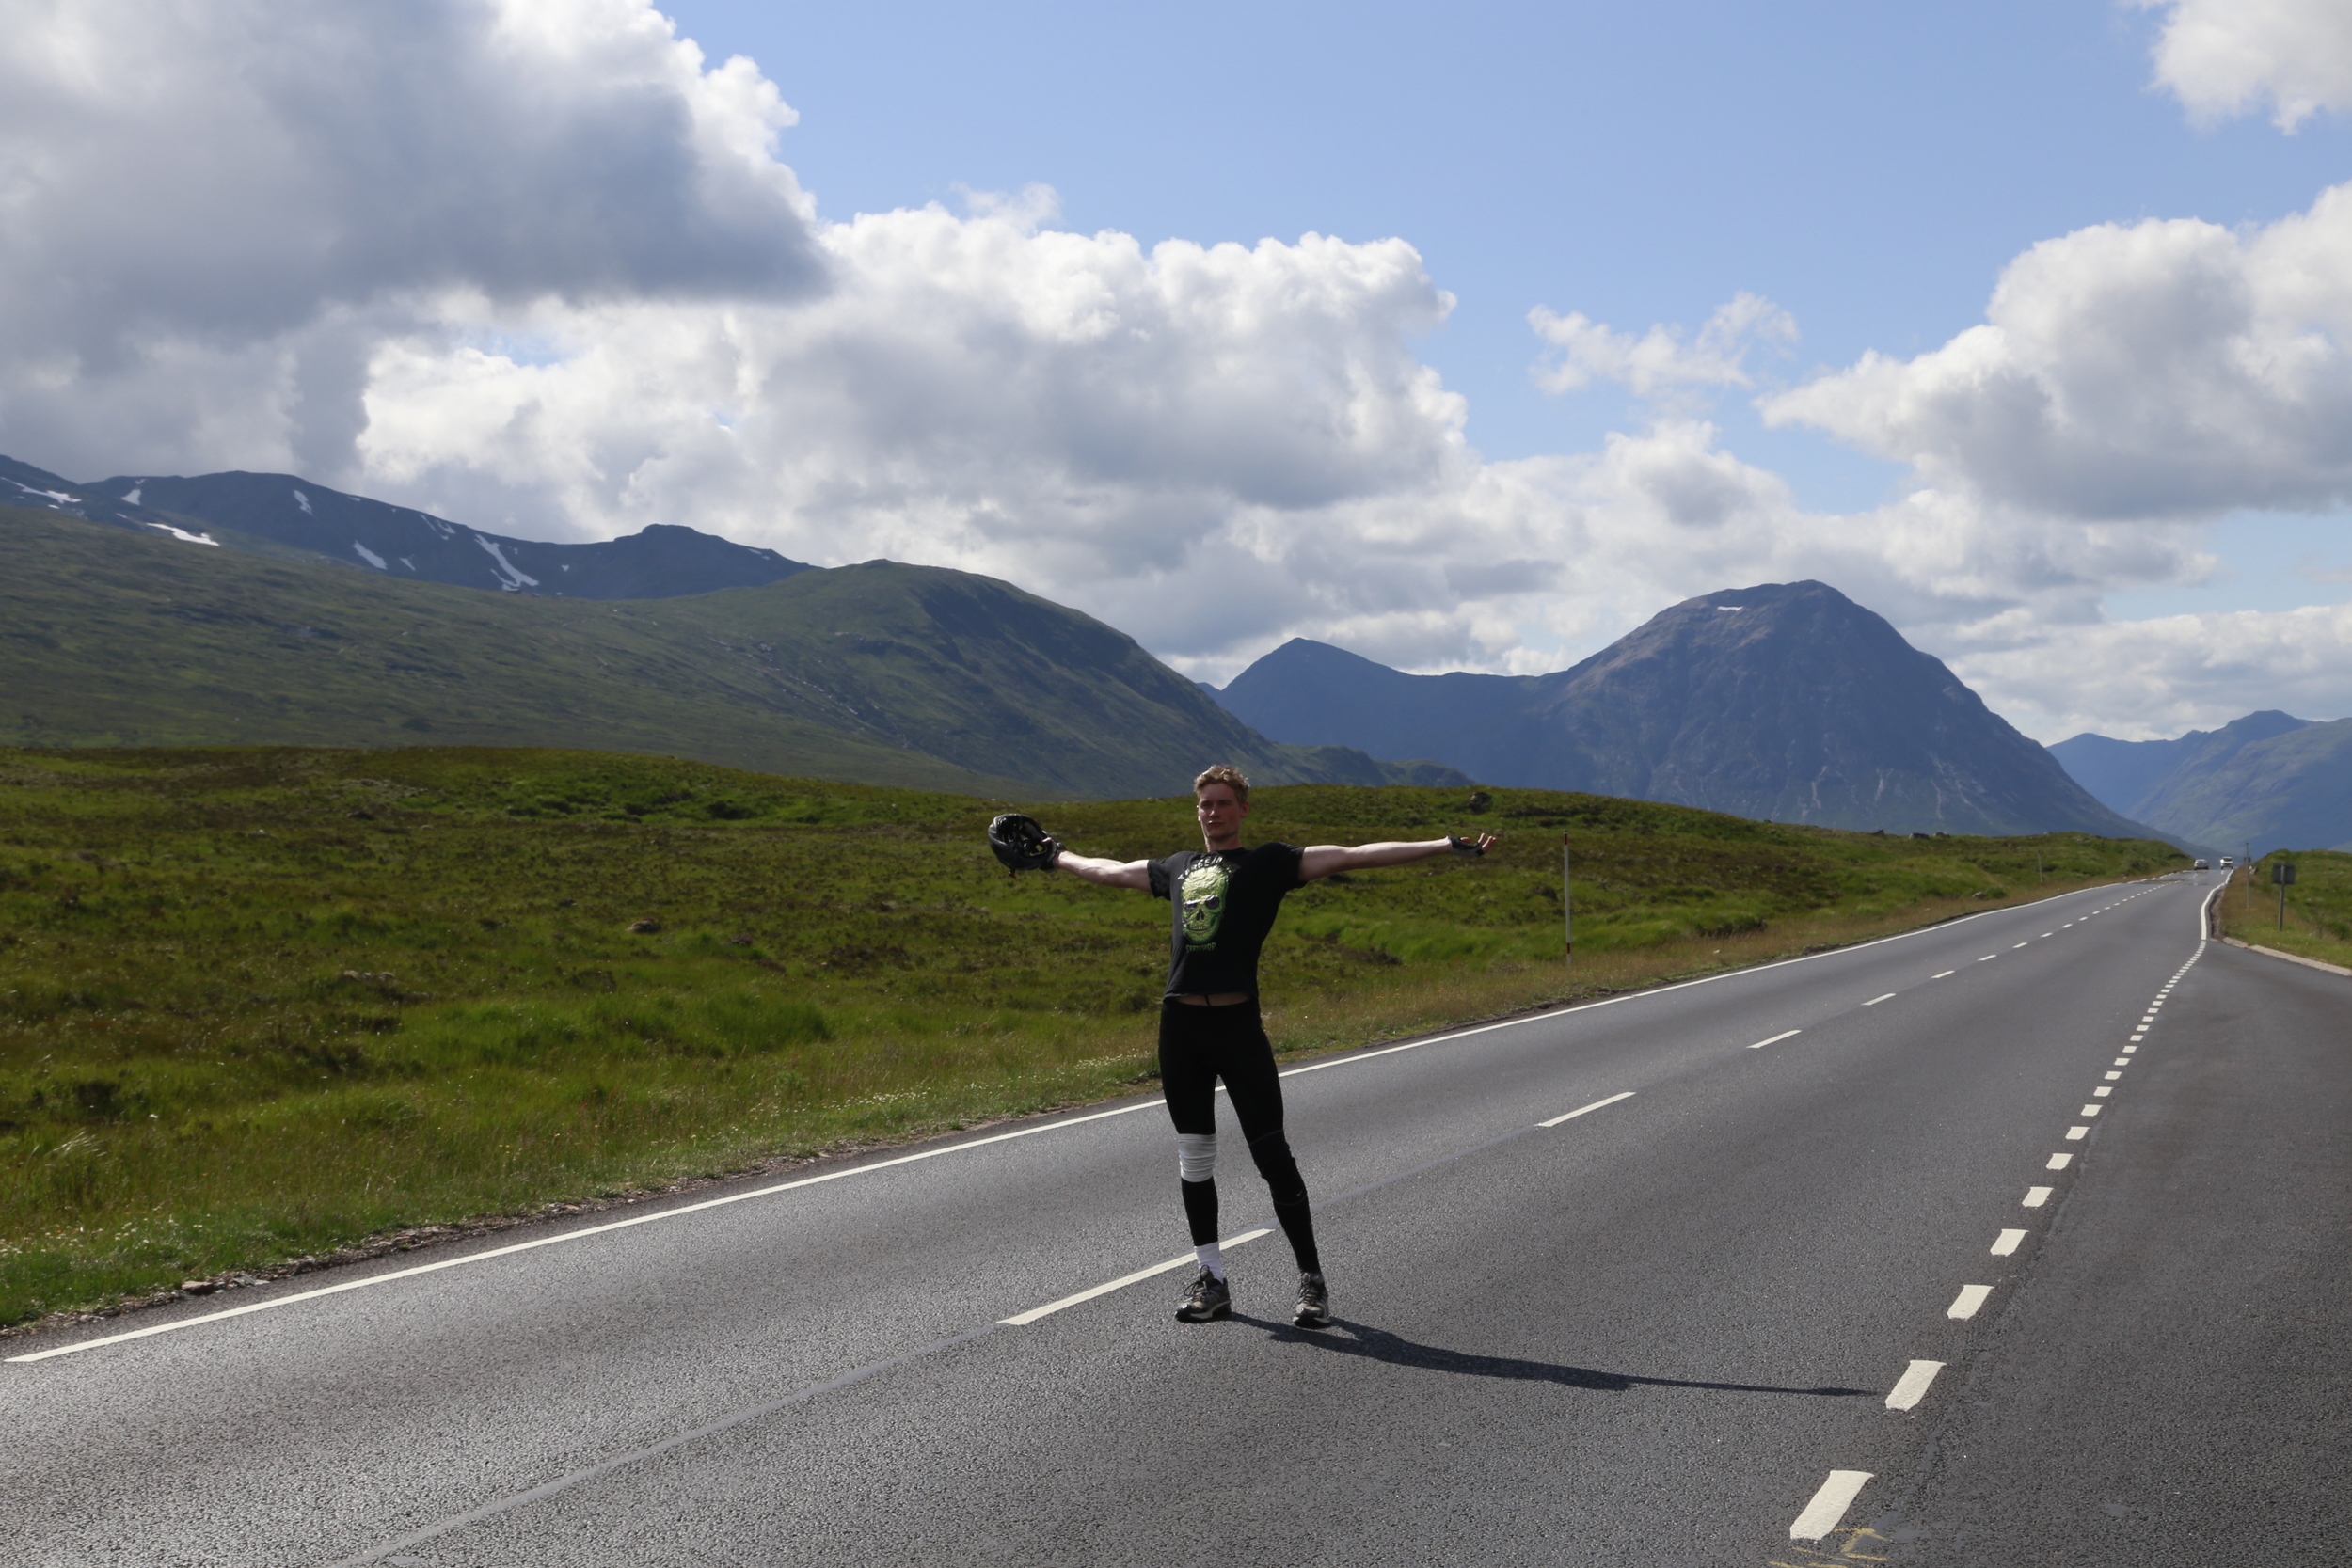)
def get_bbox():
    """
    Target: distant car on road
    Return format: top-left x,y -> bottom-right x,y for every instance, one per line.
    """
2193,859 -> 2210,870
2218,856 -> 2234,867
